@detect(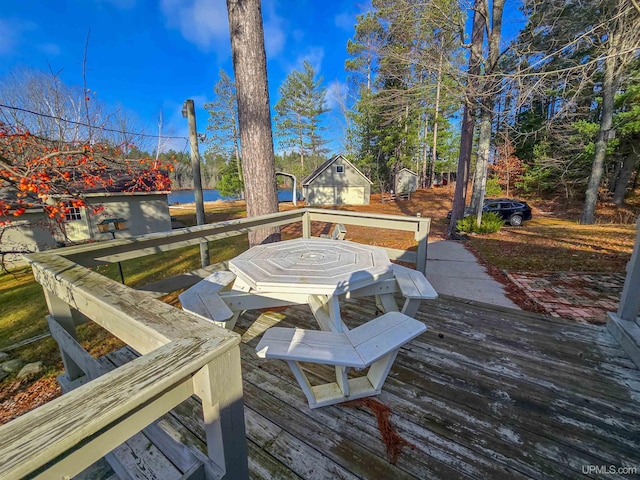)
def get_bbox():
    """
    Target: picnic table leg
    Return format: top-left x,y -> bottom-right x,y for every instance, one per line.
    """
401,298 -> 422,317
327,295 -> 344,332
375,293 -> 399,314
335,366 -> 350,396
287,360 -> 317,407
308,294 -> 348,332
367,351 -> 399,391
